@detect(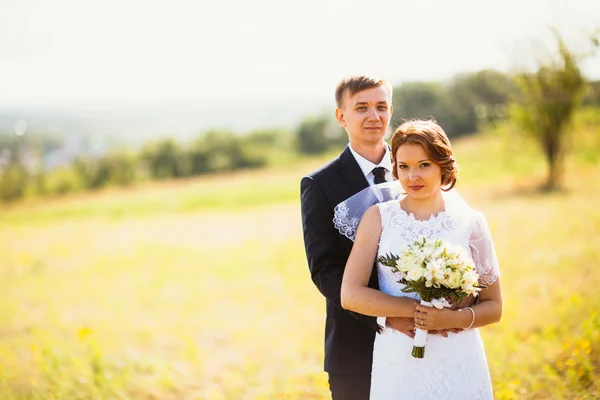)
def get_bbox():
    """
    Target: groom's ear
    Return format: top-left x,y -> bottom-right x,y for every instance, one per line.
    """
335,108 -> 346,127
